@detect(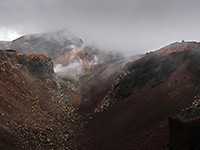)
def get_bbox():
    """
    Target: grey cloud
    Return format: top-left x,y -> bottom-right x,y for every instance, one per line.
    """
0,0 -> 200,55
